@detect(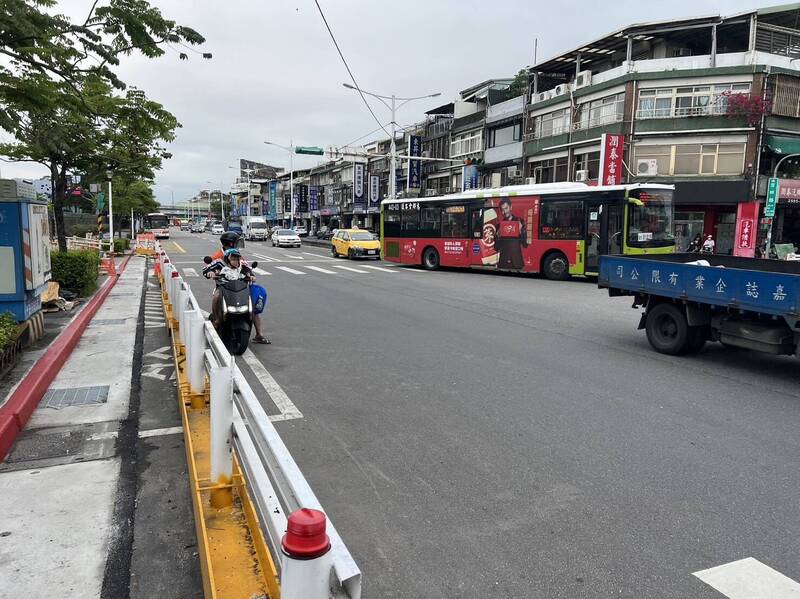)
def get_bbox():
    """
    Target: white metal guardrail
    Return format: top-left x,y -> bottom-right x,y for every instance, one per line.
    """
157,246 -> 362,599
